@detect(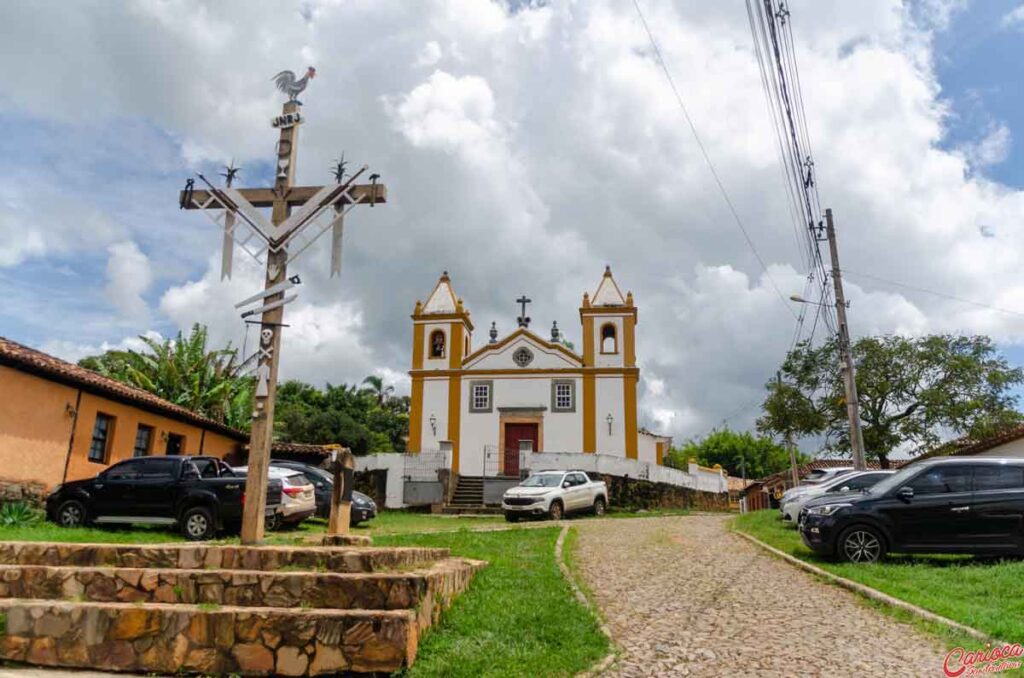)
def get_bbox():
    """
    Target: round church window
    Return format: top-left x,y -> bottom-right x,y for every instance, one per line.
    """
513,347 -> 534,368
